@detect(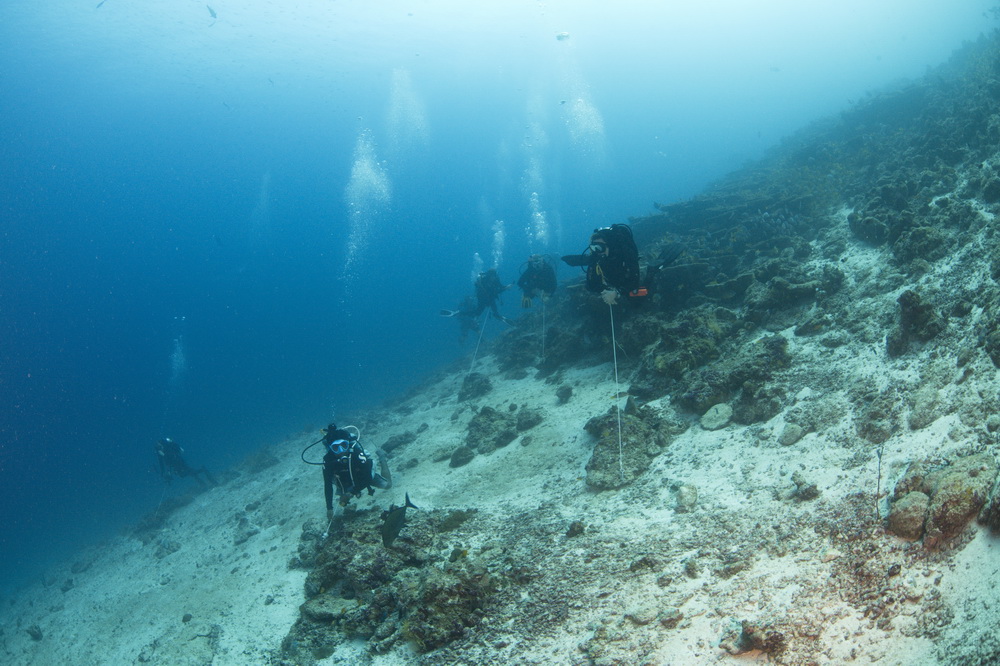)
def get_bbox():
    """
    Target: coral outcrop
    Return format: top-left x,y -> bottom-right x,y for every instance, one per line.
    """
888,455 -> 998,547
